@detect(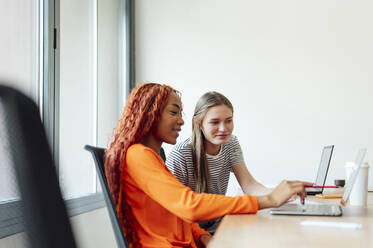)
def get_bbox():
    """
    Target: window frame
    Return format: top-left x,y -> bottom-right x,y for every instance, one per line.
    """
0,0 -> 135,239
